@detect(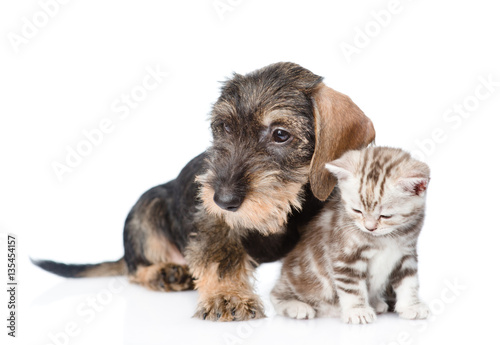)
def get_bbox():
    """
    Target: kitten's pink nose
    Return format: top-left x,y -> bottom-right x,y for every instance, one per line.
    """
364,220 -> 378,232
